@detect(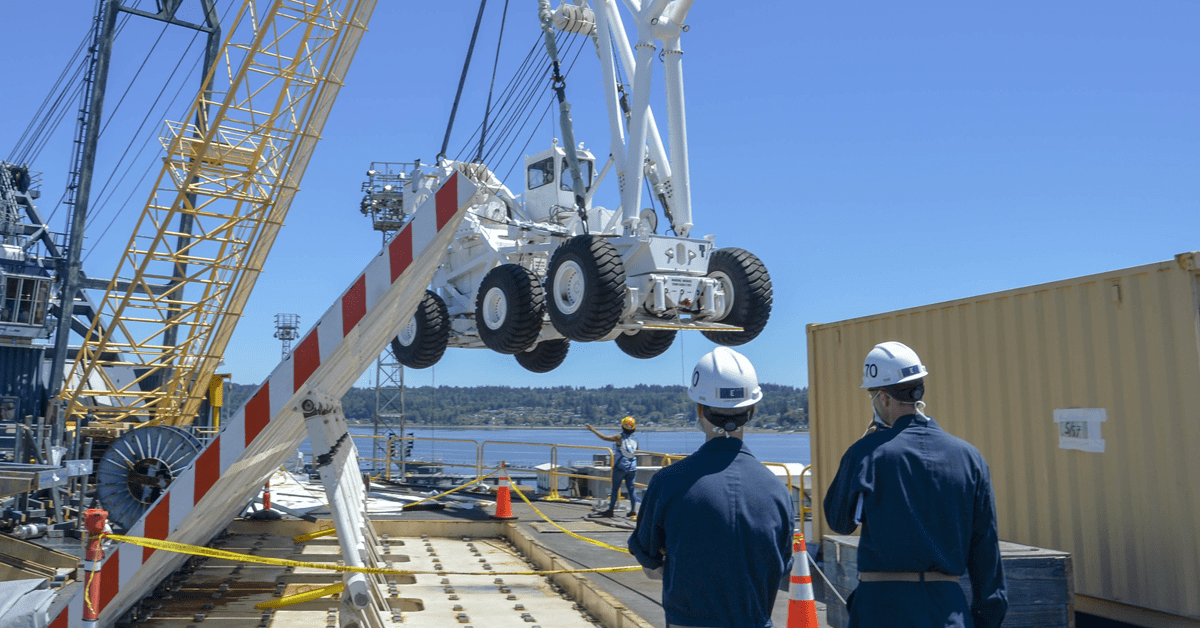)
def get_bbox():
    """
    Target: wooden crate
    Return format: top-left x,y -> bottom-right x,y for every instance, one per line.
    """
818,535 -> 1074,628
